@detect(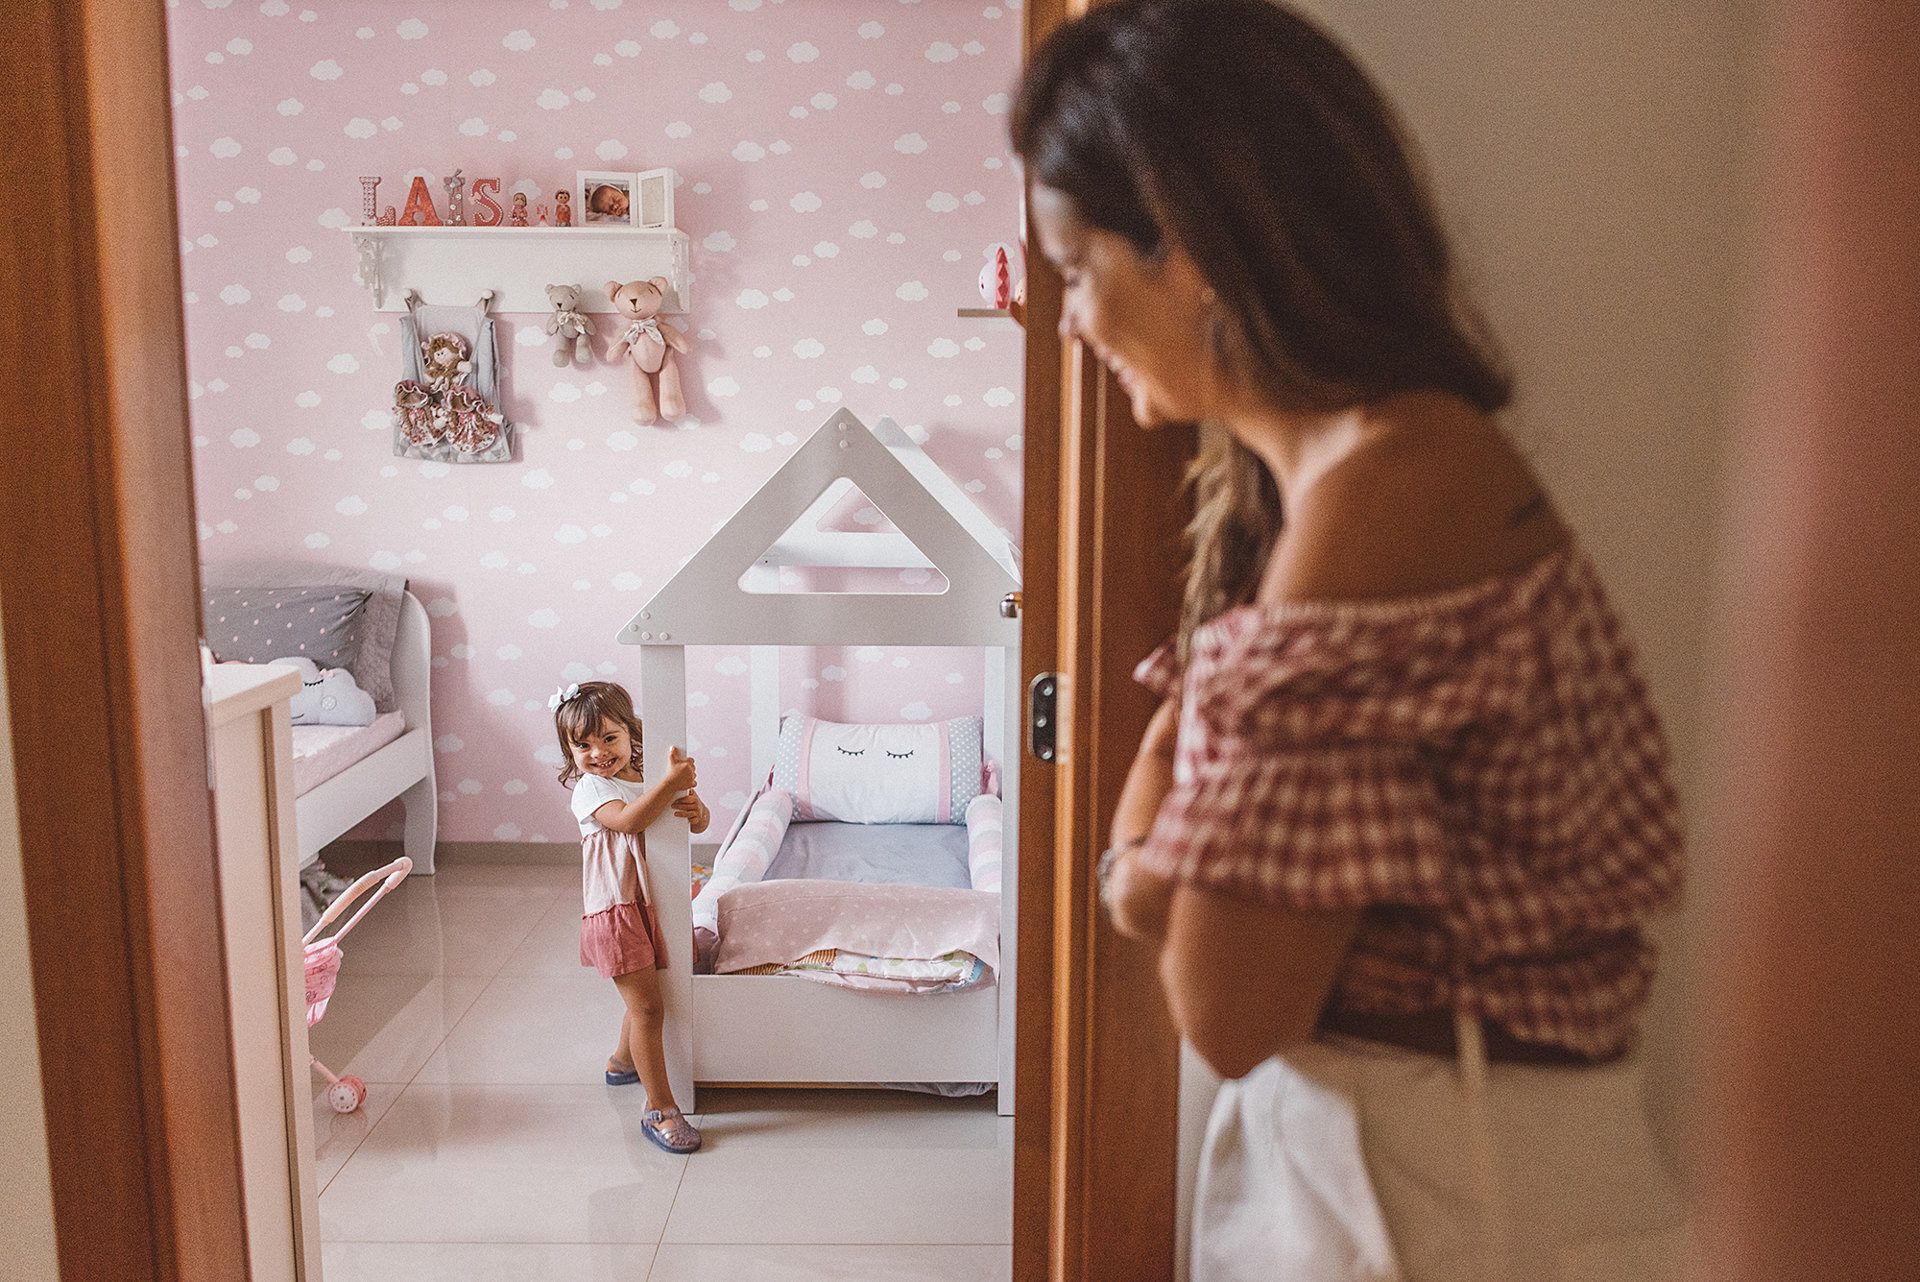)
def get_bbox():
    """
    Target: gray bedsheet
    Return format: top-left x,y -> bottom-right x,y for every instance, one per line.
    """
765,820 -> 973,890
